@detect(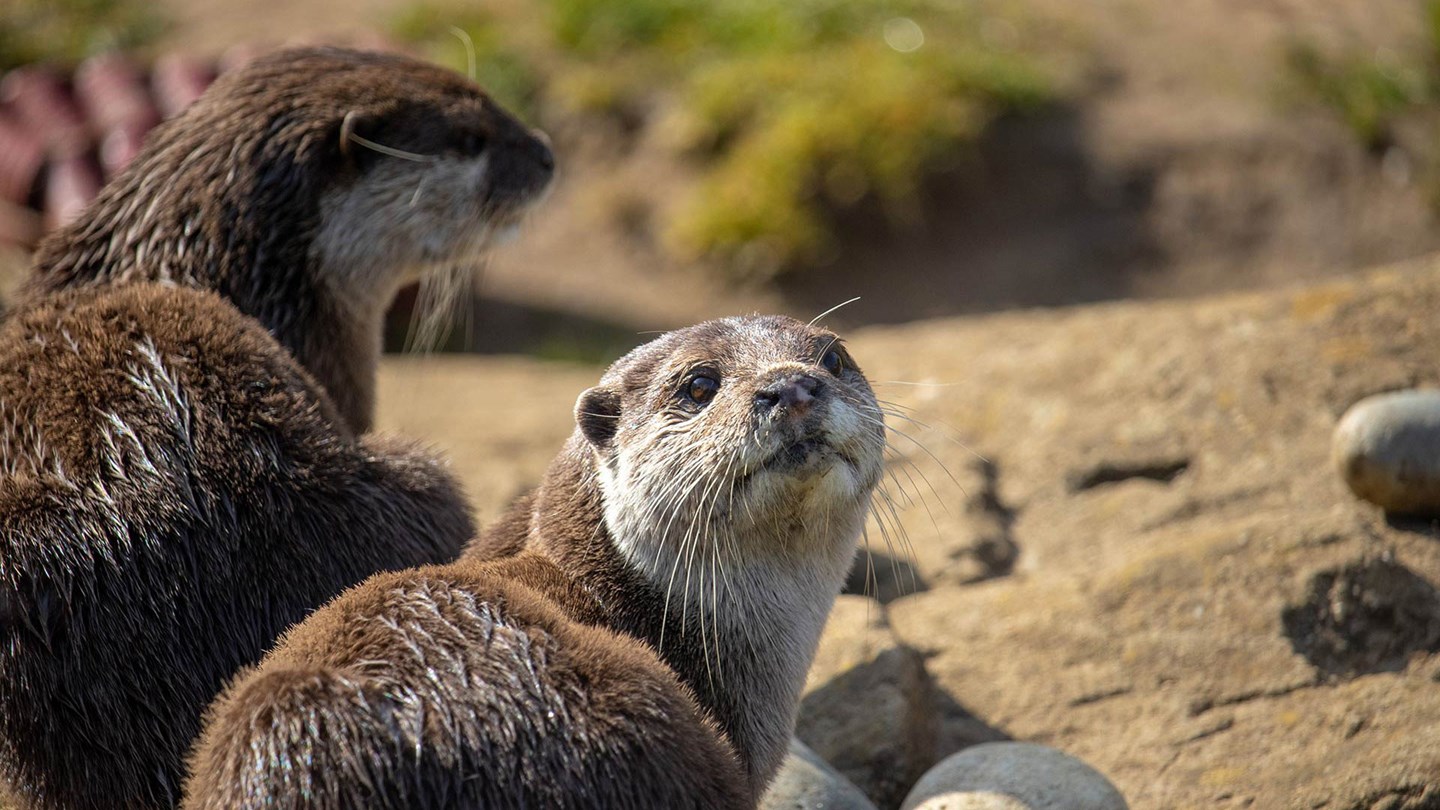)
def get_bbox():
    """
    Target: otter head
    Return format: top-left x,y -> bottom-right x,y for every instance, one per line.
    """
309,50 -> 556,309
575,316 -> 885,582
30,47 -> 555,433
